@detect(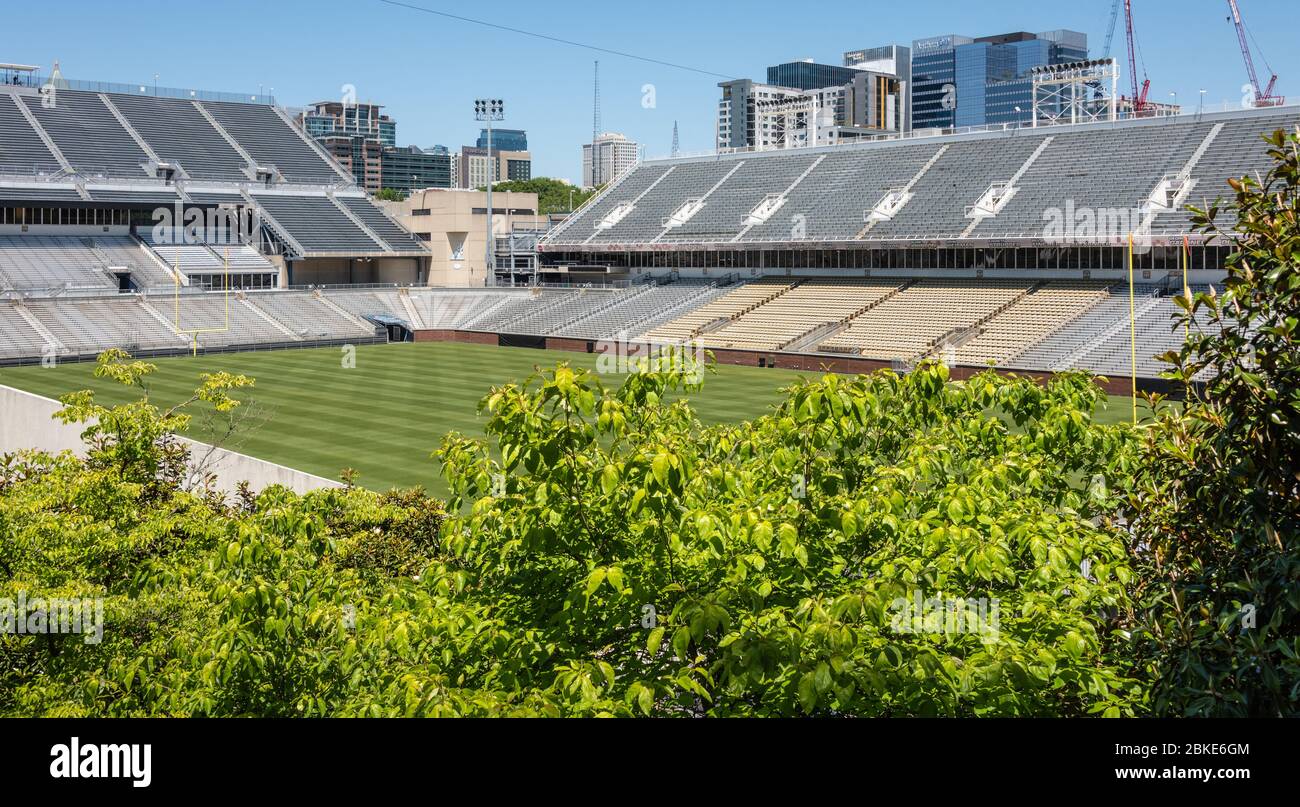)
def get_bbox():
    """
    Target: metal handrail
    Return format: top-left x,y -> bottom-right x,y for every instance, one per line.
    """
651,101 -> 1291,162
7,76 -> 274,105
